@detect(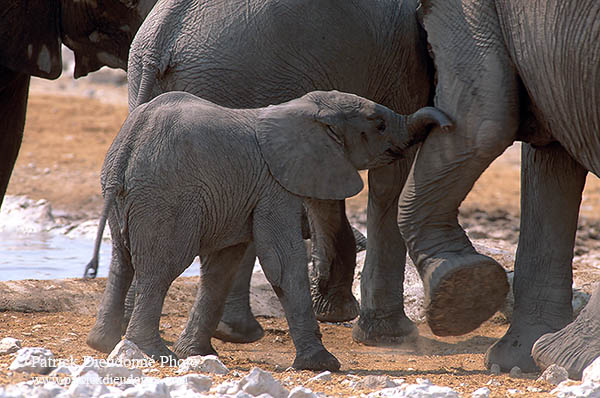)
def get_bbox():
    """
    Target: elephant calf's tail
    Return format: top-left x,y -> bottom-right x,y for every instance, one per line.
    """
83,191 -> 116,279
